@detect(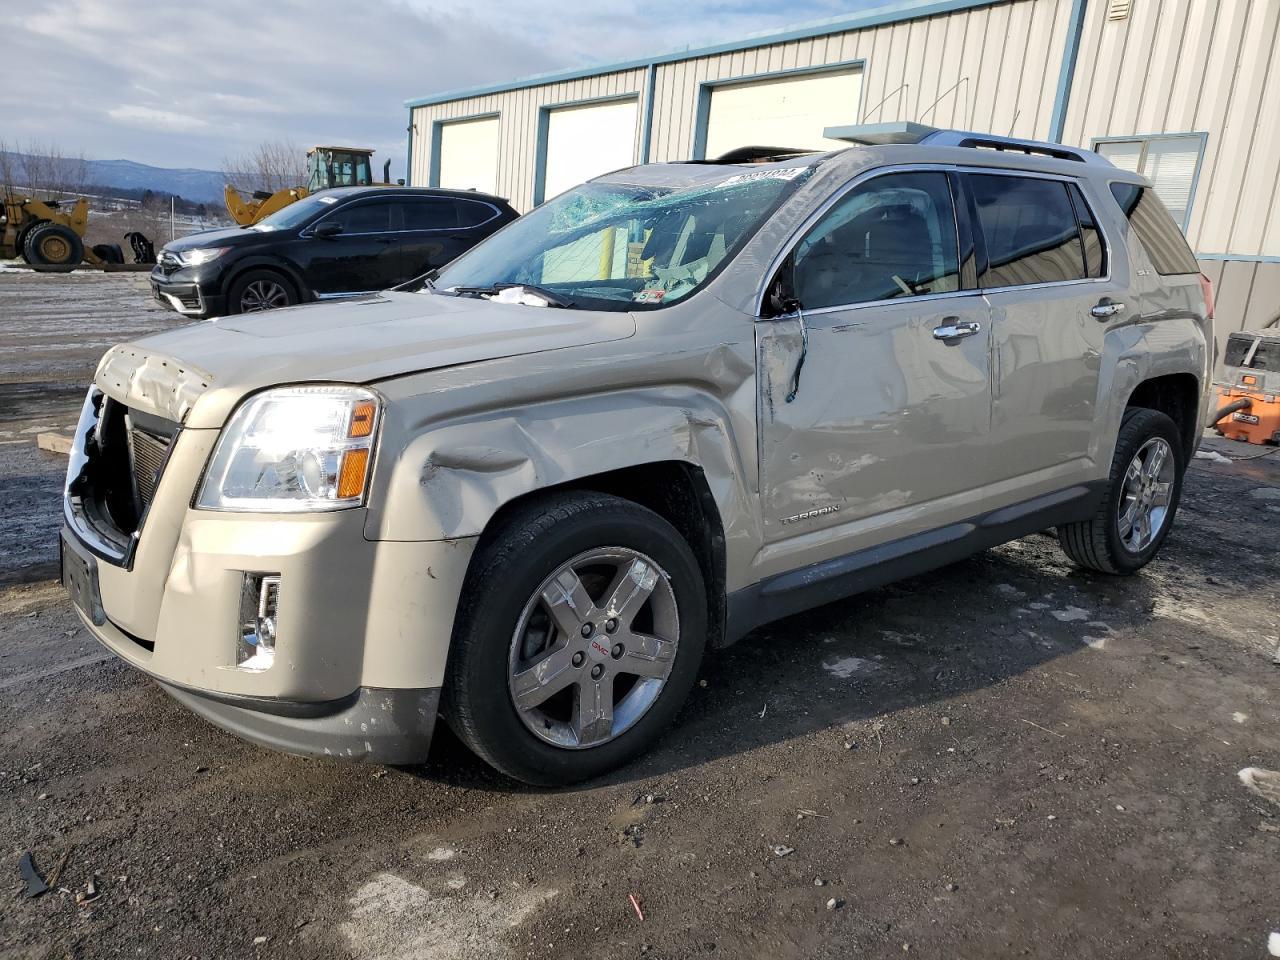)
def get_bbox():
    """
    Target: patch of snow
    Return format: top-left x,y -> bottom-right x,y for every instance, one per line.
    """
822,656 -> 878,679
1082,636 -> 1108,651
1269,931 -> 1280,958
342,873 -> 556,960
1029,602 -> 1051,611
1194,450 -> 1232,464
426,847 -> 456,862
995,583 -> 1026,598
1233,712 -> 1248,724
1051,606 -> 1091,622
